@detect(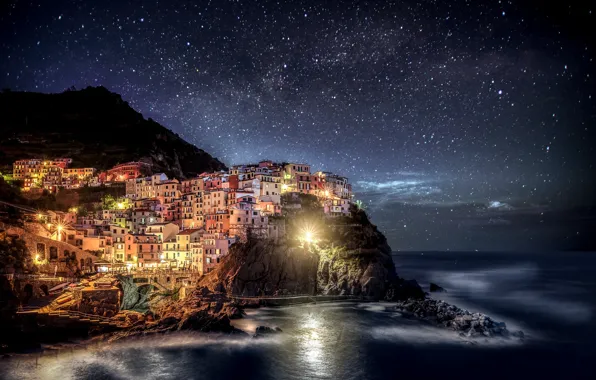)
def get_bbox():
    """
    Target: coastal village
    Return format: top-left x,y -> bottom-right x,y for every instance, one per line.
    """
5,158 -> 353,276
